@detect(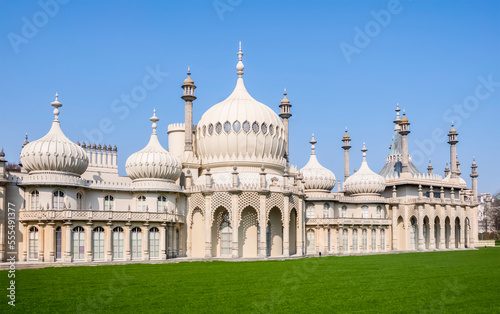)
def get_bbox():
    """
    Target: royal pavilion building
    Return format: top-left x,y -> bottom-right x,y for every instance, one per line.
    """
0,44 -> 480,264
